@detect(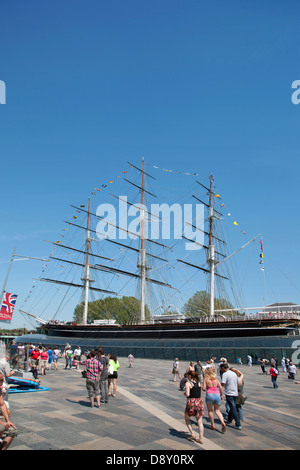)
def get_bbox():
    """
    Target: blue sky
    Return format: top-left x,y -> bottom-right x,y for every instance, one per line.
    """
0,1 -> 299,329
